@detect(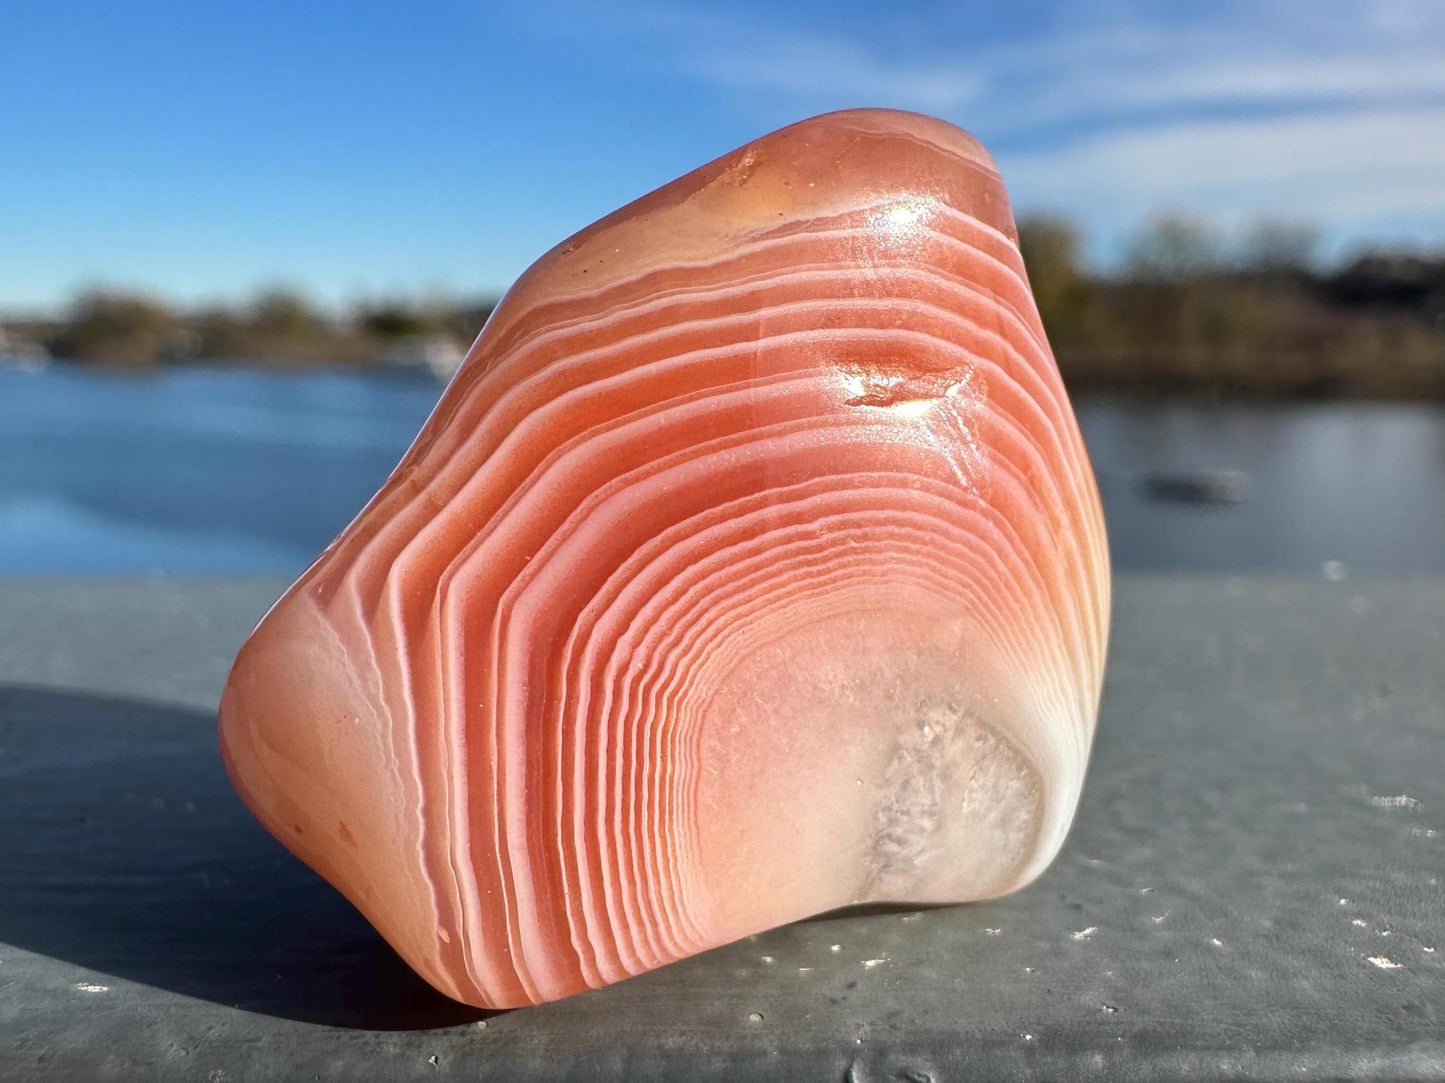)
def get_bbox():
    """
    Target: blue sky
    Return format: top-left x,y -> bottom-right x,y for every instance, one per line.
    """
5,0 -> 1445,311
